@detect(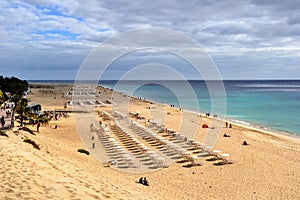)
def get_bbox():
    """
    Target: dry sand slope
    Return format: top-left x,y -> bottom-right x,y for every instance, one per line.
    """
0,83 -> 299,200
0,122 -> 156,200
